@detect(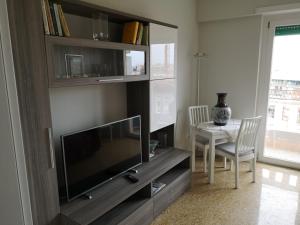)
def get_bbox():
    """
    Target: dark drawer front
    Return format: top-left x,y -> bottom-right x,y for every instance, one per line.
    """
170,171 -> 191,203
153,170 -> 191,218
153,185 -> 172,218
119,200 -> 153,225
